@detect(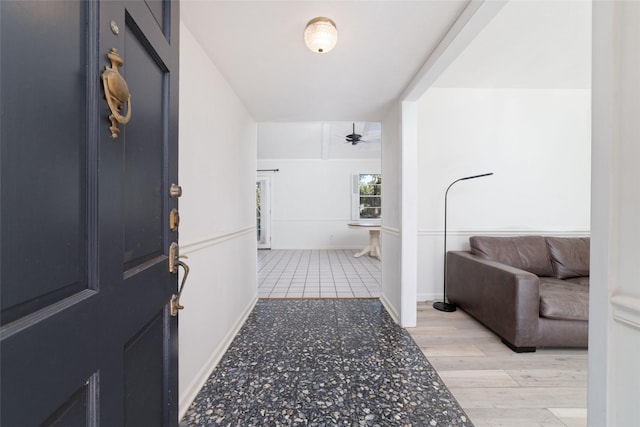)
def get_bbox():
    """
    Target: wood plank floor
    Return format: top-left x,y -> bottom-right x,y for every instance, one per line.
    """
407,302 -> 588,427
